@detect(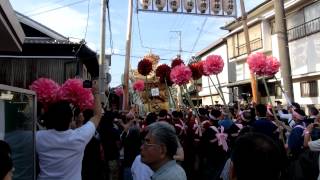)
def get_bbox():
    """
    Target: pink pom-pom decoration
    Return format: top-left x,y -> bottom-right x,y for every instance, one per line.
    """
133,80 -> 145,92
138,58 -> 153,76
247,52 -> 280,77
199,60 -> 210,76
203,55 -> 224,75
171,58 -> 184,68
247,52 -> 267,76
58,79 -> 94,110
189,62 -> 203,80
115,87 -> 124,96
170,64 -> 192,85
265,56 -> 280,77
29,78 -> 60,107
